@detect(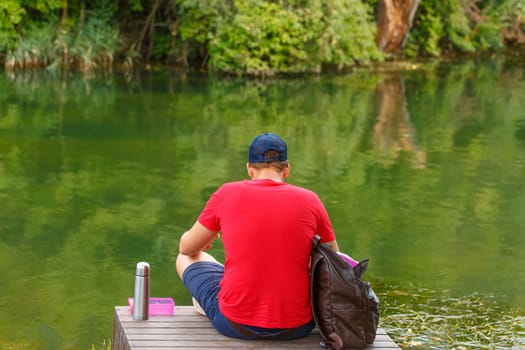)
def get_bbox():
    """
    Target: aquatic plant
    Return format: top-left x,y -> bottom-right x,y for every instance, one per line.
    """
380,286 -> 525,349
91,339 -> 111,350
